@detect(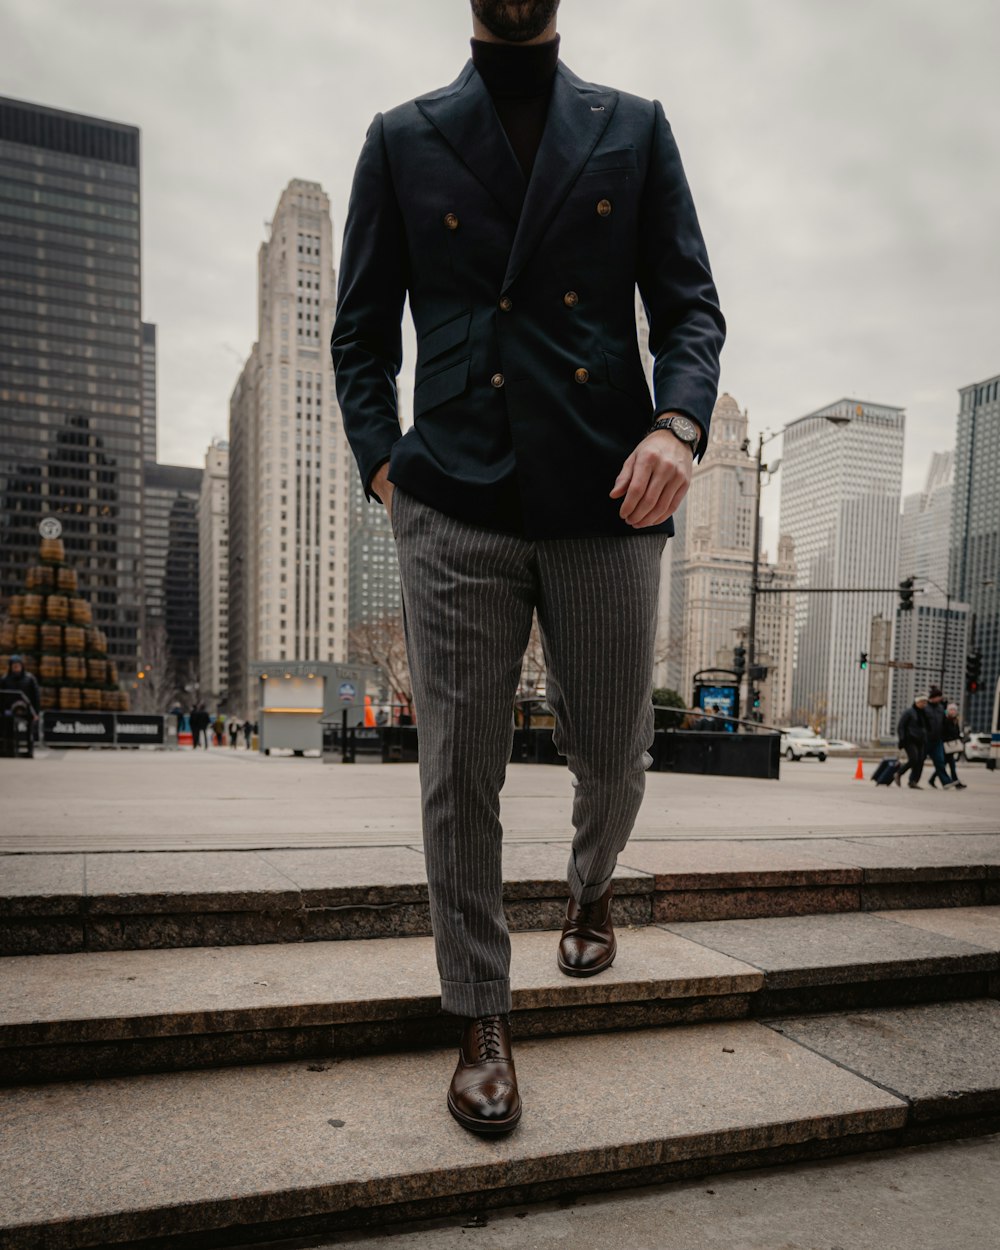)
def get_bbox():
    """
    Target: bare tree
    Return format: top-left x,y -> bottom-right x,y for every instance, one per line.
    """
132,621 -> 173,713
348,614 -> 413,713
519,611 -> 547,697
